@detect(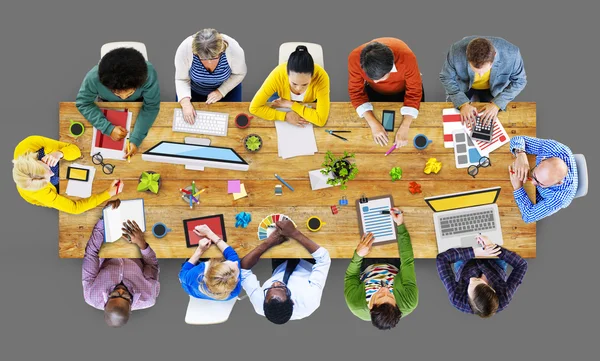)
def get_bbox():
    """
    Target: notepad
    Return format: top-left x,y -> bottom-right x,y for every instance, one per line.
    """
275,121 -> 318,159
355,195 -> 397,244
102,199 -> 146,243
